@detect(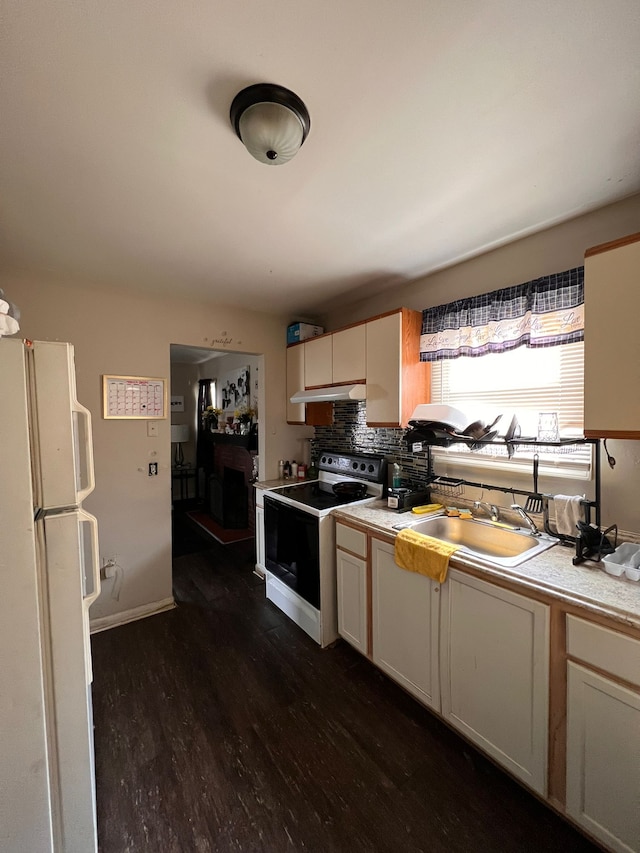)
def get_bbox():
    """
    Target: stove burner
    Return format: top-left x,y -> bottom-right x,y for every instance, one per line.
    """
270,480 -> 369,511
